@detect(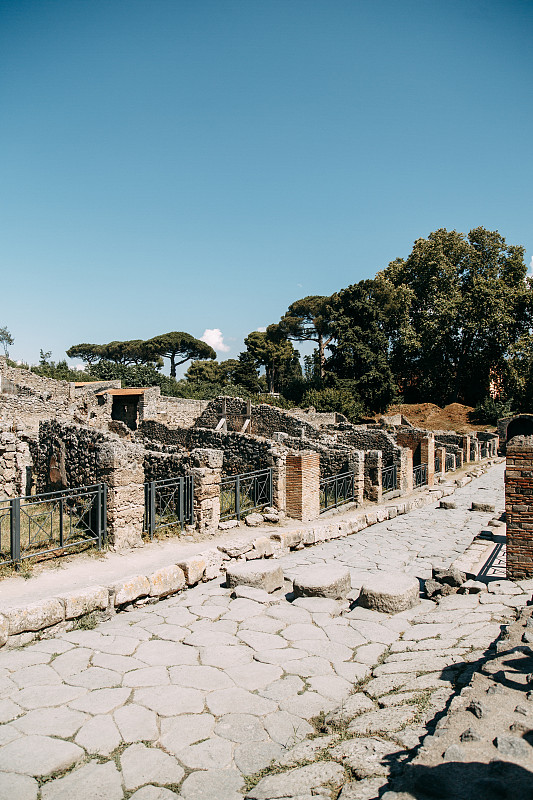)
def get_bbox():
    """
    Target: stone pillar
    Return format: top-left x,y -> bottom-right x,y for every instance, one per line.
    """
436,446 -> 446,478
399,447 -> 413,493
97,440 -> 145,548
269,448 -> 287,512
472,439 -> 481,461
461,436 -> 471,463
364,450 -> 382,502
506,438 -> 533,579
286,451 -> 320,522
420,434 -> 435,487
347,450 -> 365,505
191,448 -> 222,534
455,449 -> 463,469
